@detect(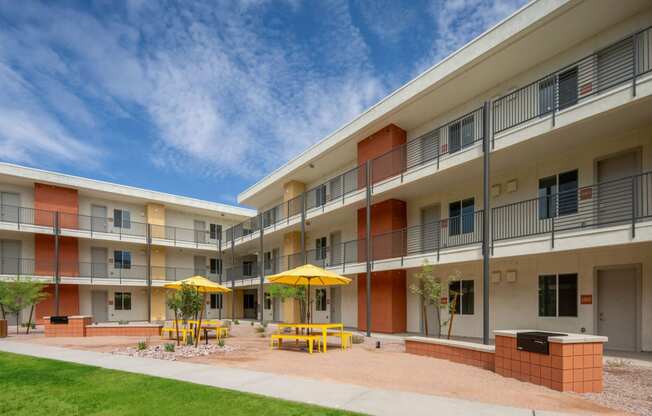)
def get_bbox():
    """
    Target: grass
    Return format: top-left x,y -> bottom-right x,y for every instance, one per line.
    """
0,352 -> 360,416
